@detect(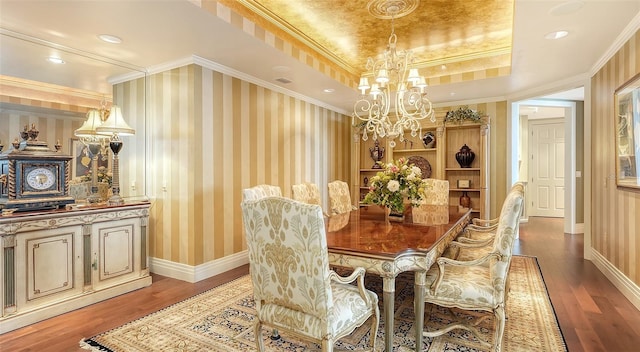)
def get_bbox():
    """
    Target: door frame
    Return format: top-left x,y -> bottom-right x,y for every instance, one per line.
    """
509,99 -> 577,234
528,117 -> 566,218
